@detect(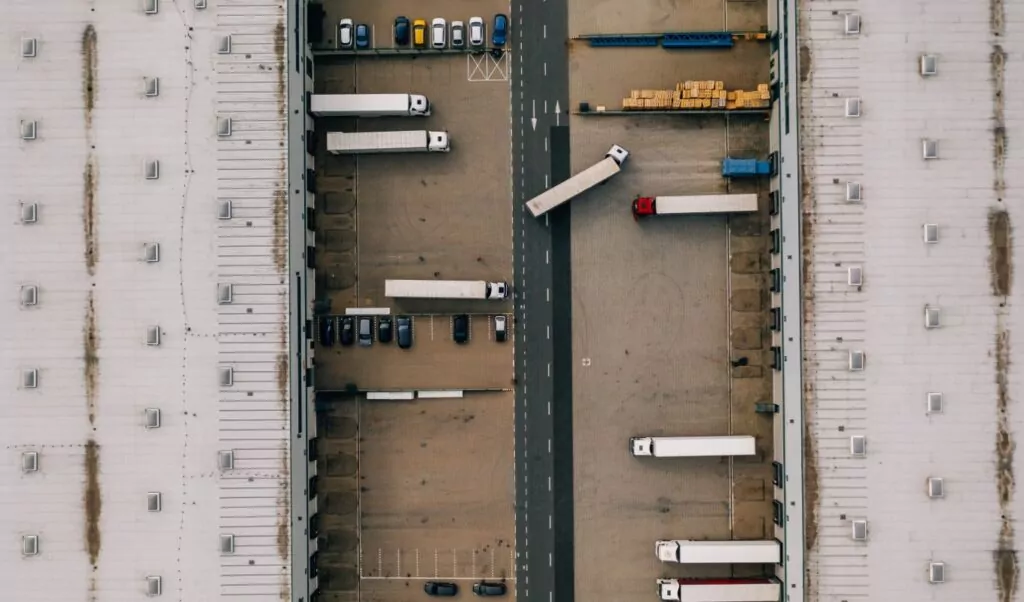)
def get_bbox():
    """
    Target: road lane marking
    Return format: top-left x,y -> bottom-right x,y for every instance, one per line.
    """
547,363 -> 551,377
545,250 -> 549,264
546,325 -> 550,338
543,24 -> 547,38
548,476 -> 552,491
544,174 -> 548,188
543,62 -> 547,76
548,438 -> 551,452
547,401 -> 551,415
546,288 -> 550,302
549,515 -> 552,529
549,554 -> 552,567
397,548 -> 401,576
435,548 -> 439,577
544,136 -> 548,152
